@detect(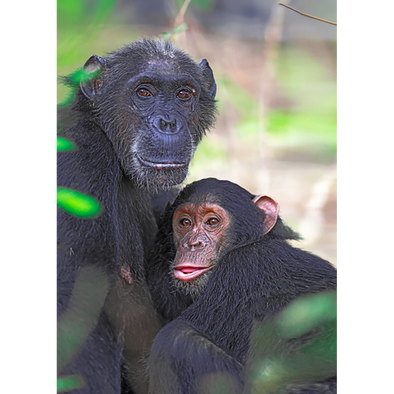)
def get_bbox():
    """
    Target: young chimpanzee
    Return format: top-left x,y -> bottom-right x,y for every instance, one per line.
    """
146,178 -> 337,394
57,39 -> 217,394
